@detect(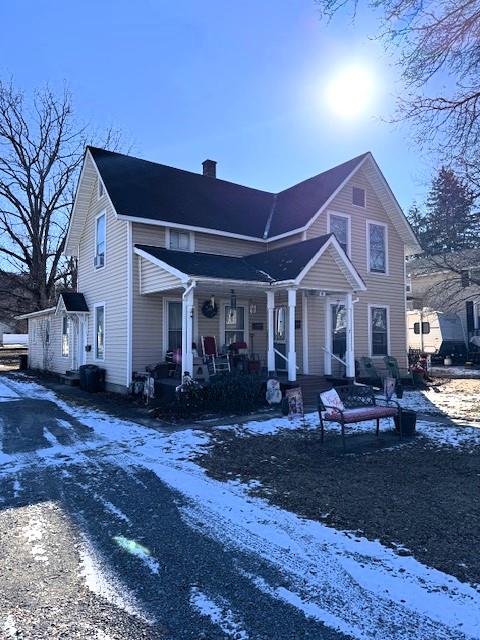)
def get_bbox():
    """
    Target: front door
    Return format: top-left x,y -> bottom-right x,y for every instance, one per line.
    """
77,316 -> 87,368
166,301 -> 183,353
274,306 -> 287,371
